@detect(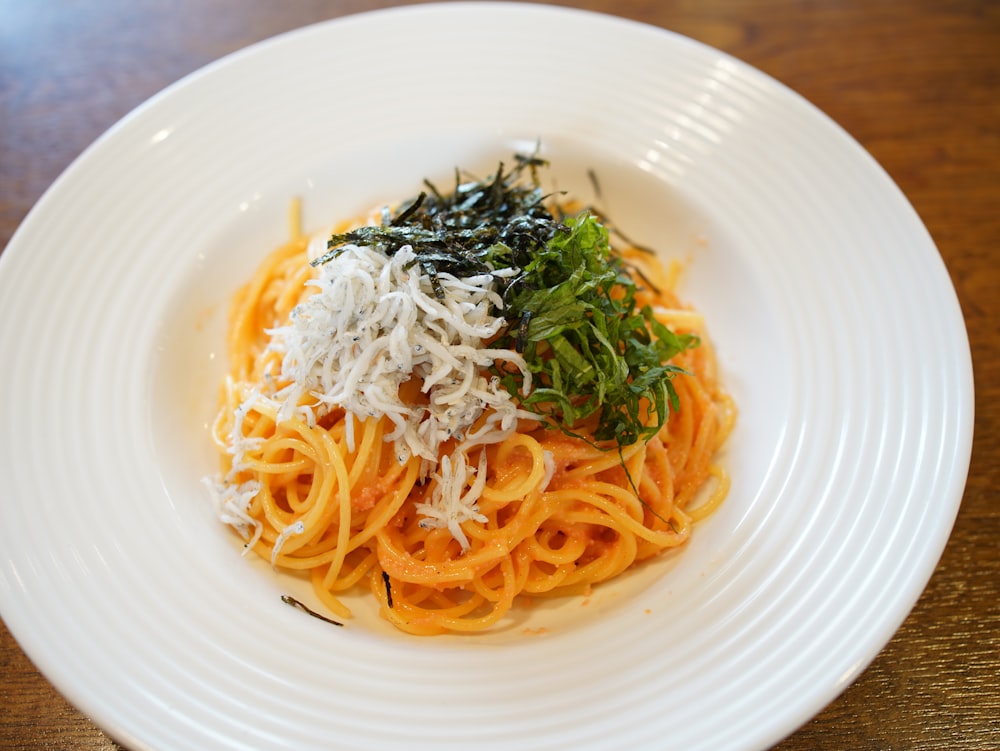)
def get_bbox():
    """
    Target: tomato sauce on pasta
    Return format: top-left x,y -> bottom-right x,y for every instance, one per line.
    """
207,177 -> 734,635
